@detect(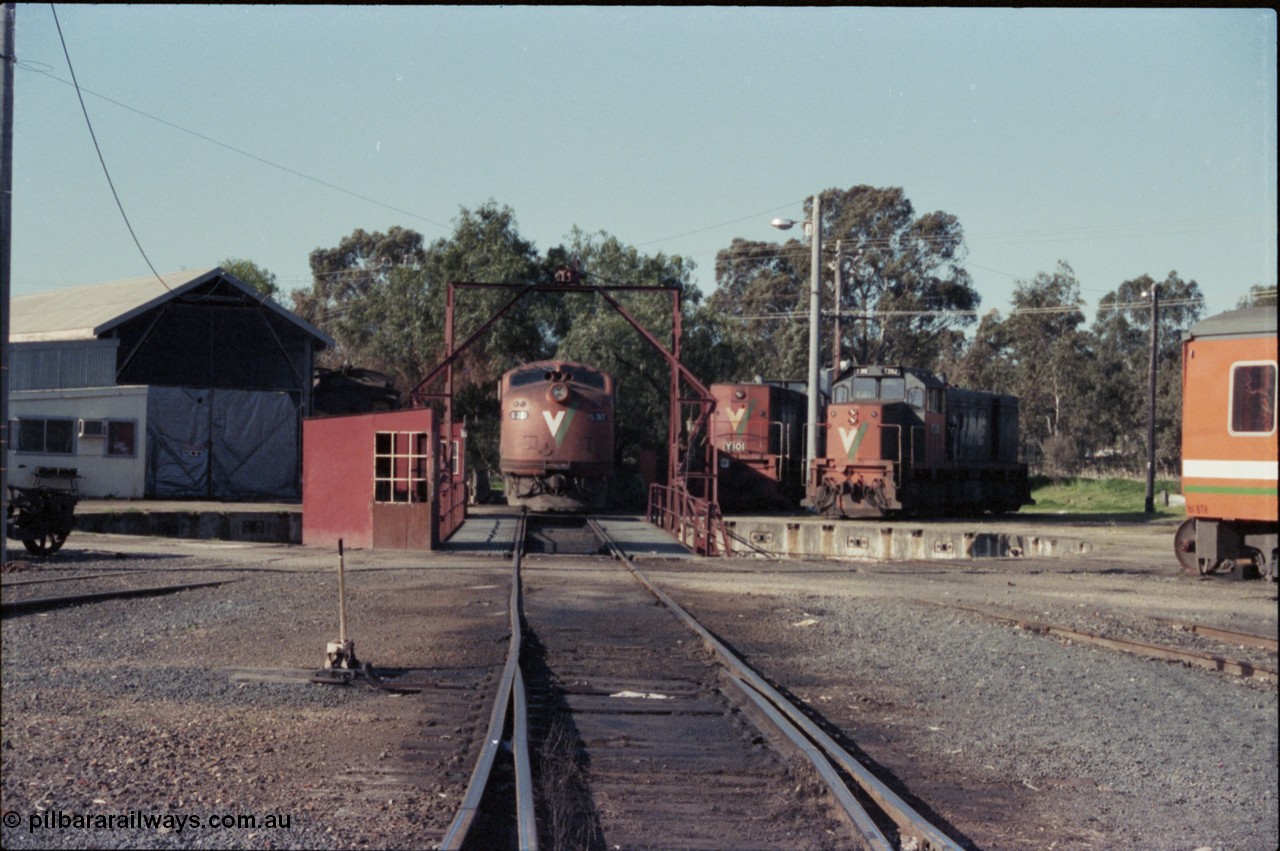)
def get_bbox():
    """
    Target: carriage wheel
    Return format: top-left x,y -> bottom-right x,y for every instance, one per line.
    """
1173,518 -> 1226,575
1173,518 -> 1199,574
22,531 -> 68,557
